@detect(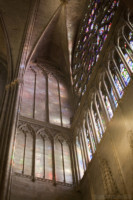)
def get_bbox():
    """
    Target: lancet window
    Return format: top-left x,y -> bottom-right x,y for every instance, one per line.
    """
20,66 -> 72,128
72,0 -> 120,102
13,128 -> 73,185
74,15 -> 133,181
54,136 -> 73,184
